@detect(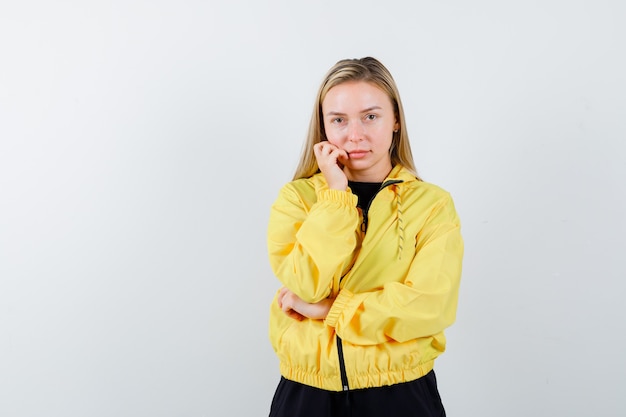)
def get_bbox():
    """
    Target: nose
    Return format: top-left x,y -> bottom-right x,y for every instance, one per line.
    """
347,120 -> 364,142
